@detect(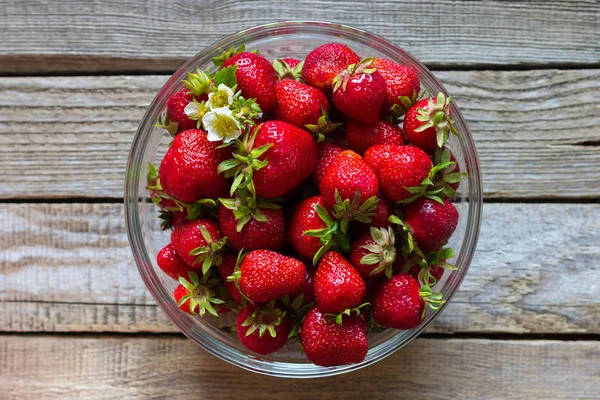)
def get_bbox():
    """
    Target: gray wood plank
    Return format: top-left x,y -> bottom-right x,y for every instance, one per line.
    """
1,335 -> 598,399
1,70 -> 599,200
0,0 -> 598,73
1,203 -> 598,334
